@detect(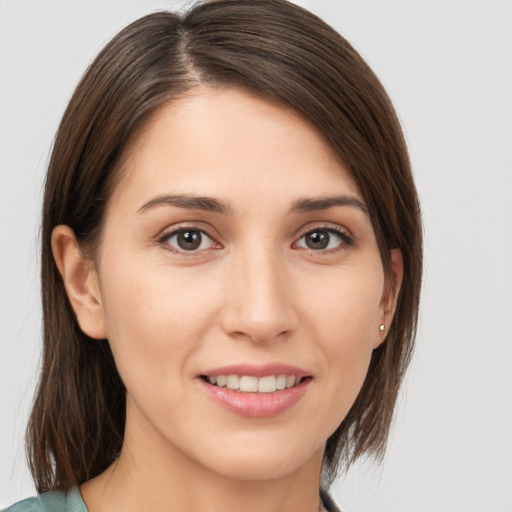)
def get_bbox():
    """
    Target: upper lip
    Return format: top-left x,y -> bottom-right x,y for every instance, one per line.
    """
200,363 -> 311,379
